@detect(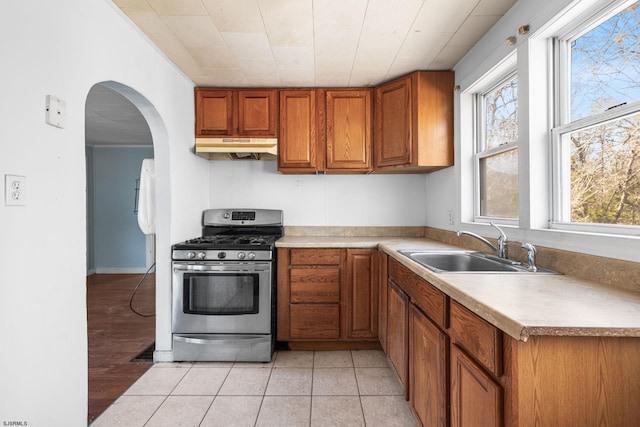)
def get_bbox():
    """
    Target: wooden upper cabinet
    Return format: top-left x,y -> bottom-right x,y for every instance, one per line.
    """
374,71 -> 454,173
278,88 -> 372,174
195,89 -> 234,135
195,88 -> 277,137
237,90 -> 278,136
278,89 -> 320,173
375,77 -> 412,168
325,89 -> 372,172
